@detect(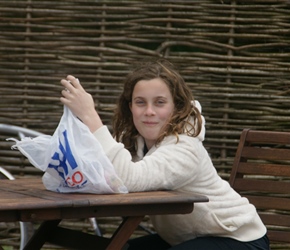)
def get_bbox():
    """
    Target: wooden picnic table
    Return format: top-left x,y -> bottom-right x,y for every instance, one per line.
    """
0,178 -> 208,250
